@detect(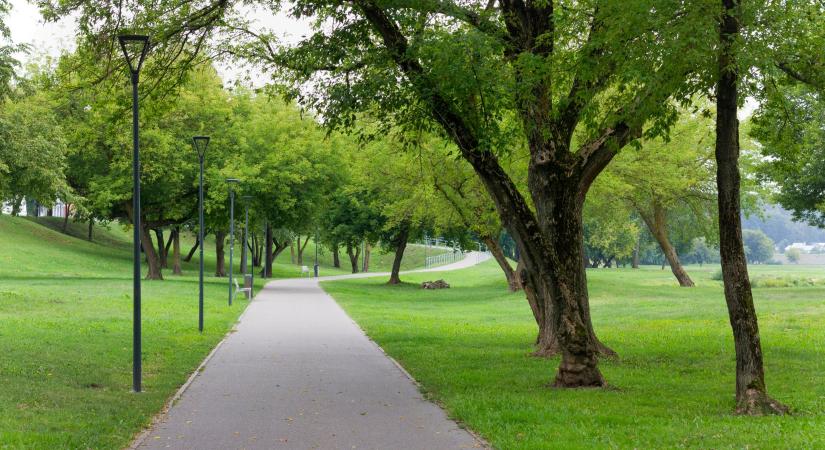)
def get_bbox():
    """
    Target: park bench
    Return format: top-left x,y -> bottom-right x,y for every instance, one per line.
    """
233,277 -> 252,300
